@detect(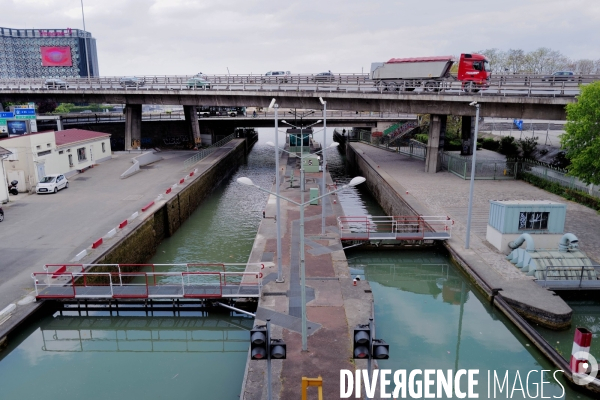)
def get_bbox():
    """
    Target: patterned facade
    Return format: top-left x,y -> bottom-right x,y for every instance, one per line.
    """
0,27 -> 99,78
